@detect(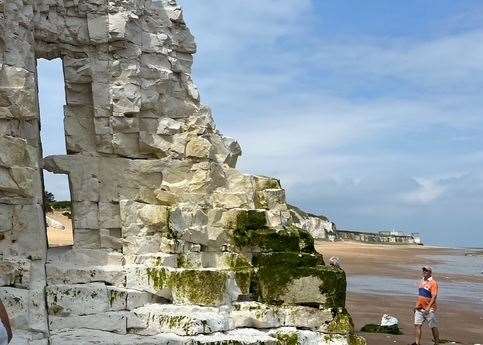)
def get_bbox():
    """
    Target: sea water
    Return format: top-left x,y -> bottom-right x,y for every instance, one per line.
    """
347,249 -> 483,309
